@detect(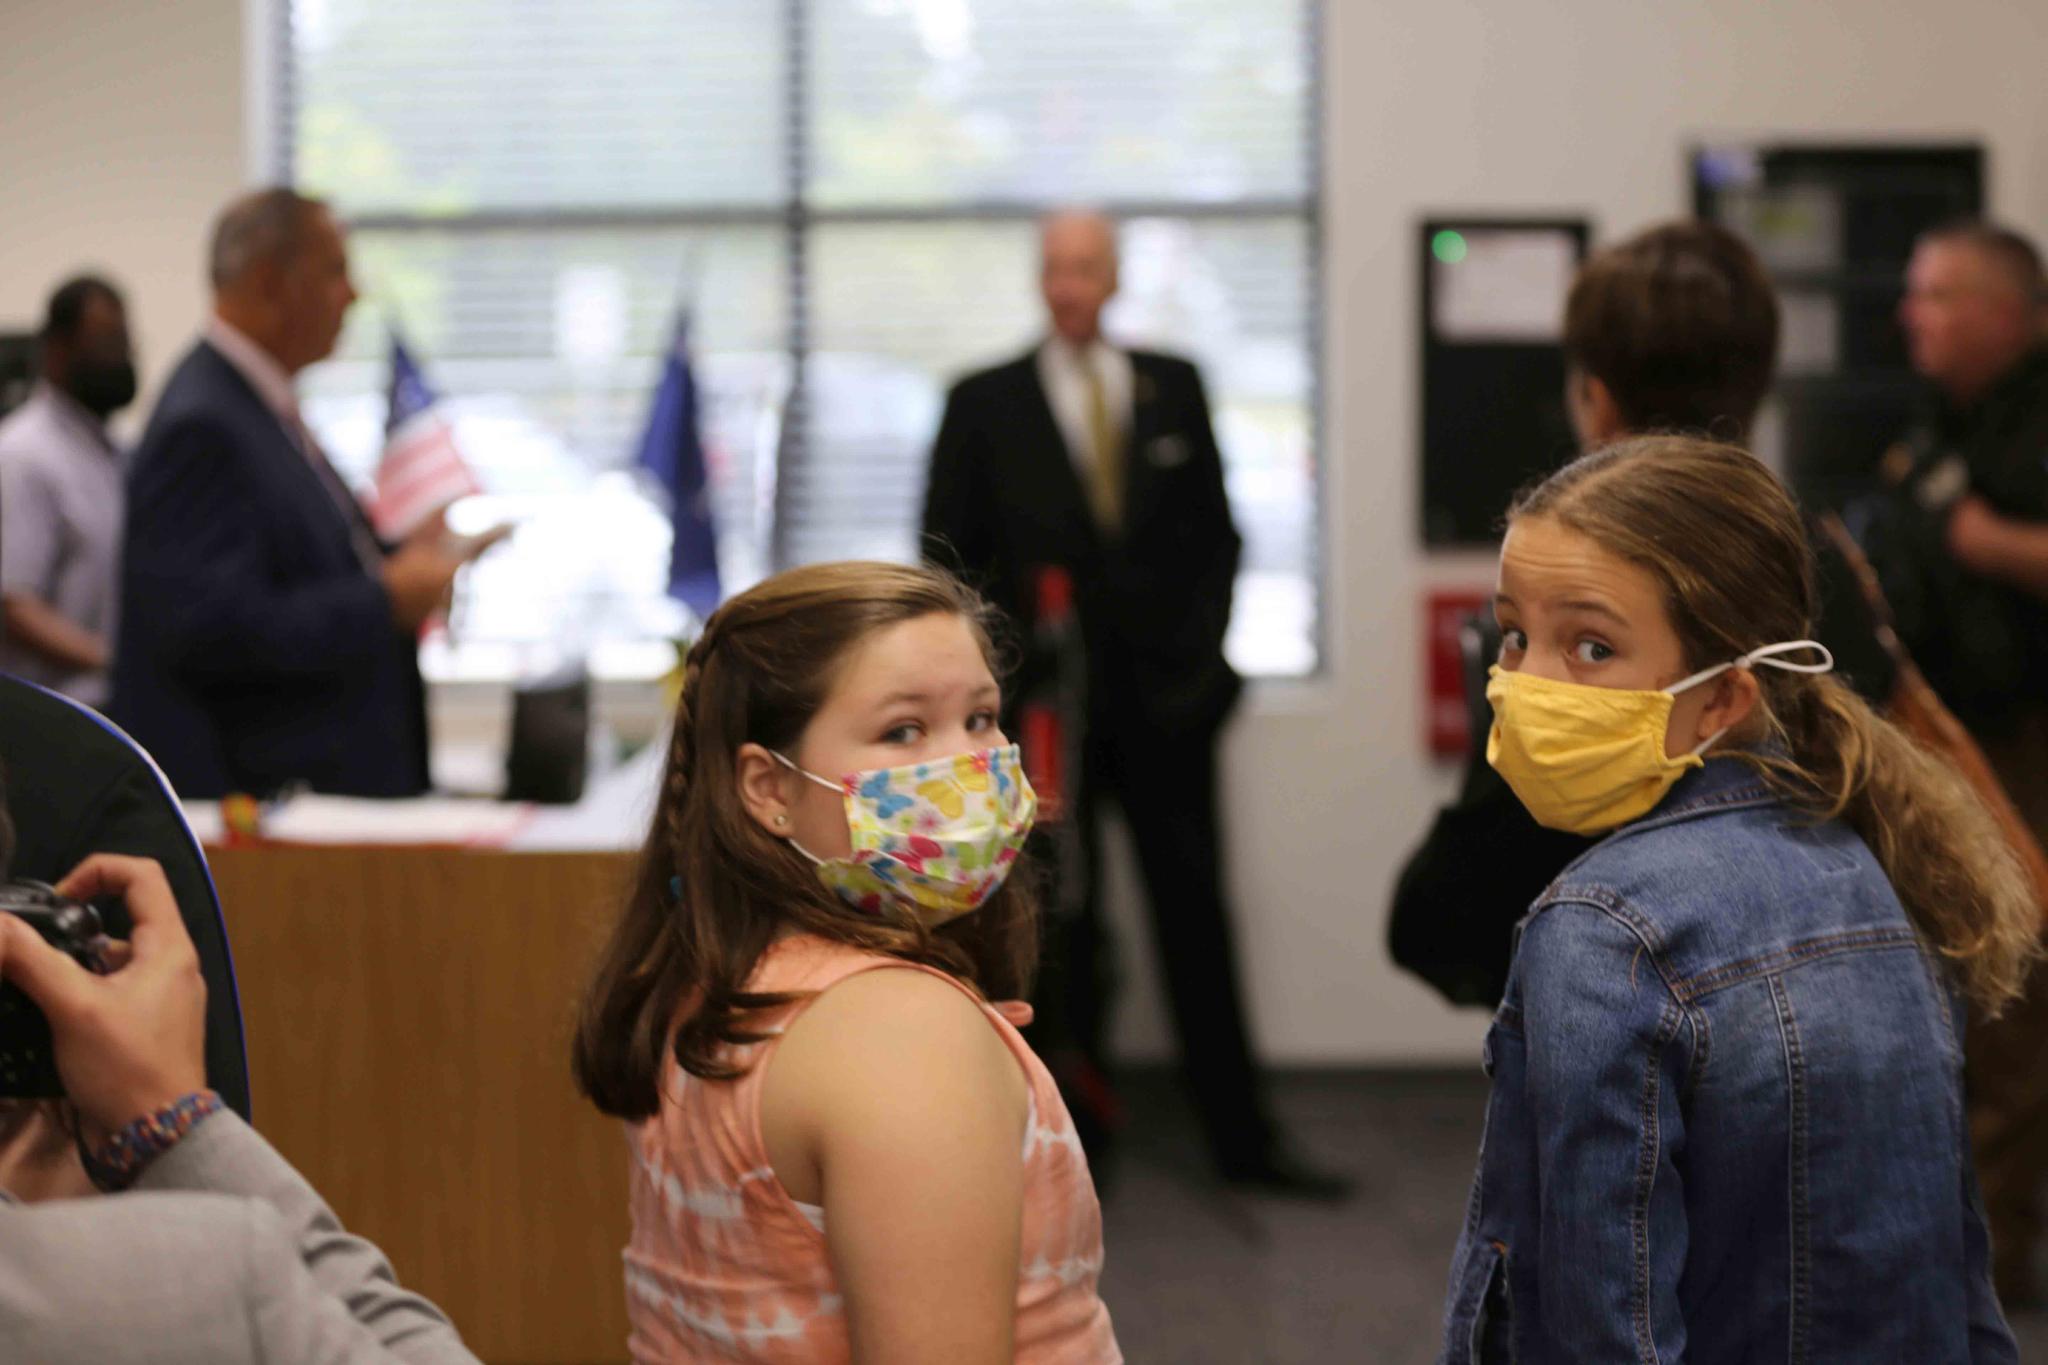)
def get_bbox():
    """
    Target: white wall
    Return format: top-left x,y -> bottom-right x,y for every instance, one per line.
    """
1128,0 -> 2048,1065
0,0 -> 245,433
4,0 -> 2045,1064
